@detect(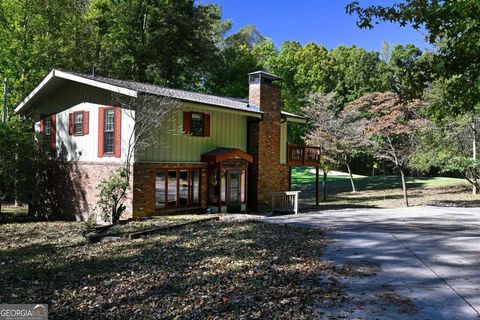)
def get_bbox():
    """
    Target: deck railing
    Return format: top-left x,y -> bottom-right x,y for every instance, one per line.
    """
272,191 -> 300,215
287,144 -> 321,166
